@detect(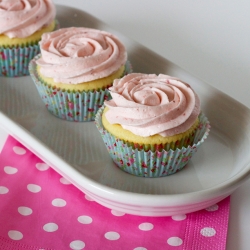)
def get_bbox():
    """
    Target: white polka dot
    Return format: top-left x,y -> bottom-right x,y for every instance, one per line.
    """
111,210 -> 125,216
18,206 -> 32,216
134,247 -> 147,250
69,240 -> 85,249
138,222 -> 154,231
43,223 -> 58,232
13,146 -> 26,155
36,163 -> 49,171
78,215 -> 93,224
52,198 -> 67,207
200,227 -> 216,237
172,214 -> 187,221
206,204 -> 219,212
105,231 -> 120,240
60,177 -> 71,185
85,194 -> 94,201
167,237 -> 183,246
0,186 -> 9,194
8,230 -> 23,240
27,184 -> 41,193
4,166 -> 18,175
